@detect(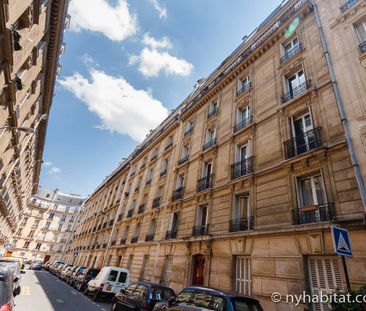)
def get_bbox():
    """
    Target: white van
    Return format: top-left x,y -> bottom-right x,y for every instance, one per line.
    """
86,267 -> 129,300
